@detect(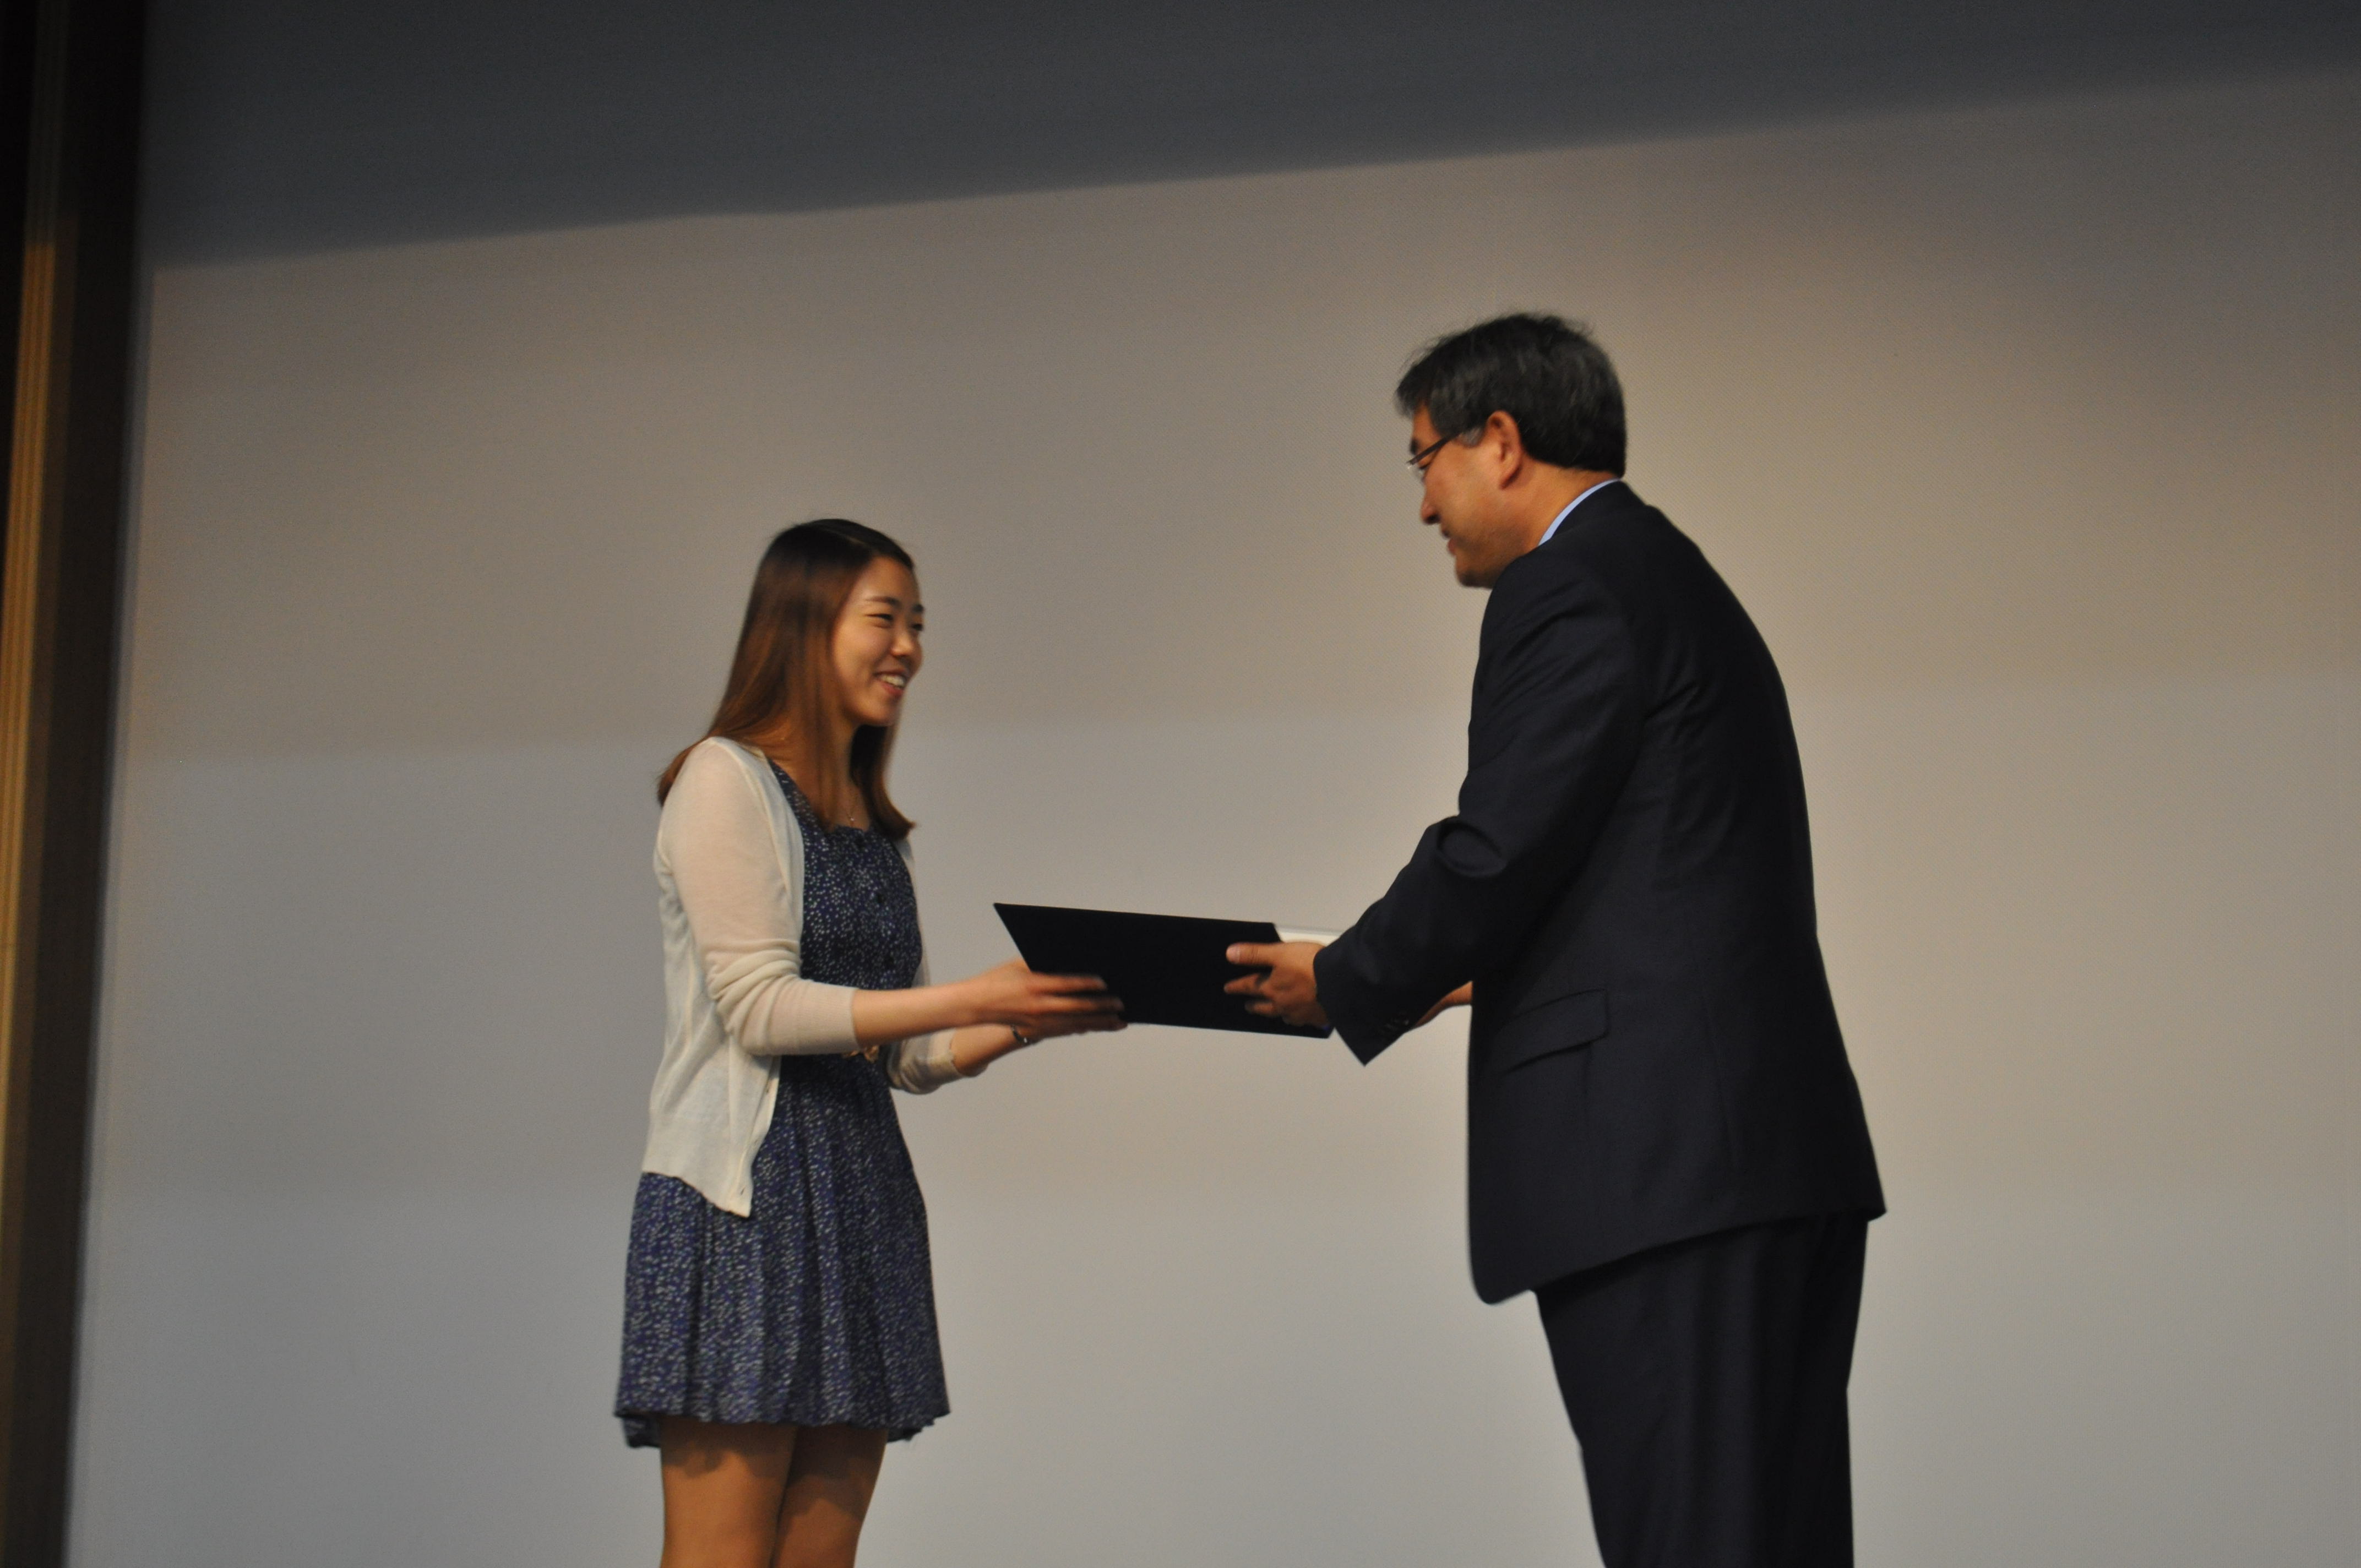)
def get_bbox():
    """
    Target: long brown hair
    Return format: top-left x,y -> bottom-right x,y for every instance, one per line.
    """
658,520 -> 916,839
